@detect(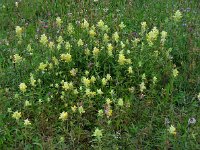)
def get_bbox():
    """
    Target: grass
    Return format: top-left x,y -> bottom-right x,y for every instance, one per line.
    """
0,0 -> 200,149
